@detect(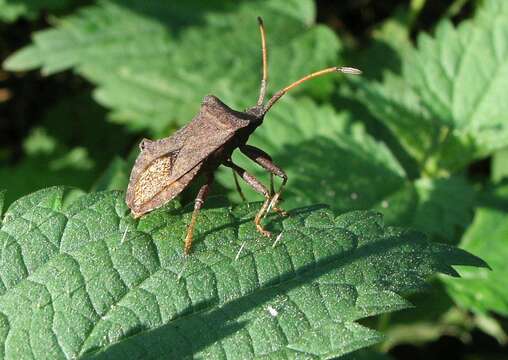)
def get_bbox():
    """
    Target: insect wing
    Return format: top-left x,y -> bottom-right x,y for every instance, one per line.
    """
127,153 -> 203,218
126,120 -> 235,217
126,97 -> 249,217
171,117 -> 236,175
